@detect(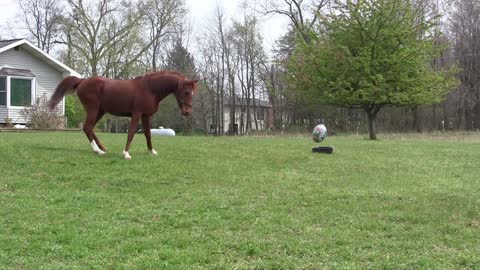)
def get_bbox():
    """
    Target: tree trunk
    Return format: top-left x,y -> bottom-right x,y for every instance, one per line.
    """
465,103 -> 473,130
367,112 -> 377,140
475,91 -> 480,129
269,96 -> 278,130
412,105 -> 422,133
366,106 -> 381,140
443,100 -> 448,130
